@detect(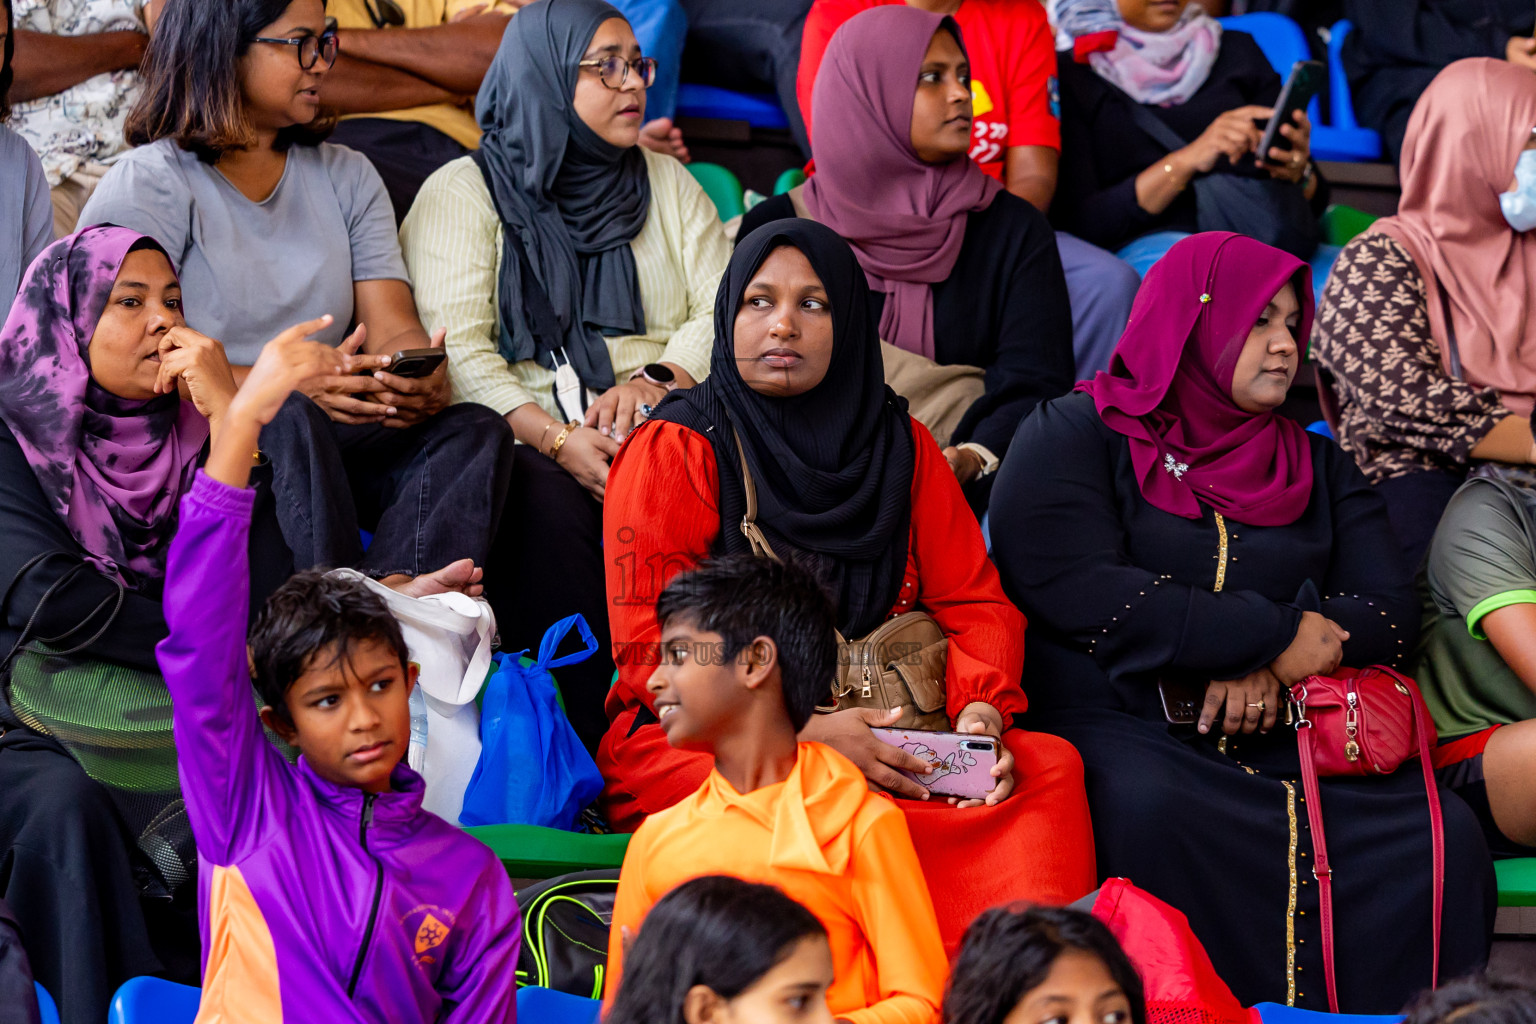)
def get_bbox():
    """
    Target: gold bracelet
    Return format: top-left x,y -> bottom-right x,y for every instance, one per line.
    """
547,420 -> 579,460
538,420 -> 561,451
